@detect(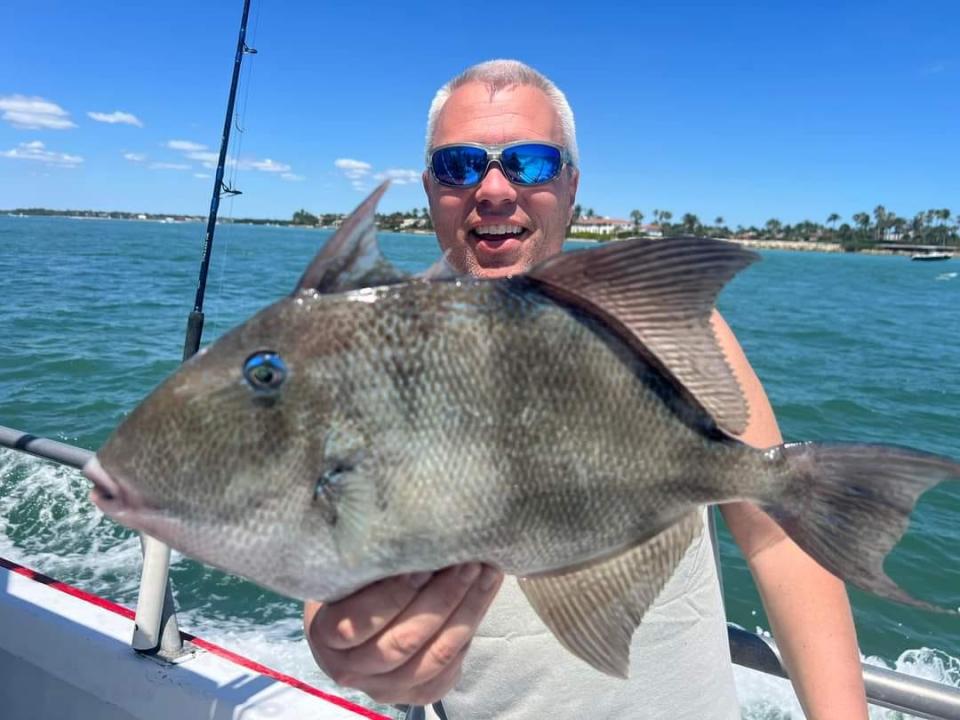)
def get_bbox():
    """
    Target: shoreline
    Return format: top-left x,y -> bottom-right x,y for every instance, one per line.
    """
565,236 -> 920,256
